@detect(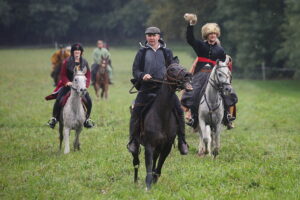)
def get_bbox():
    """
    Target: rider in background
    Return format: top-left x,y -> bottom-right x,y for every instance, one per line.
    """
50,45 -> 70,86
47,43 -> 94,129
181,13 -> 236,130
91,40 -> 113,85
